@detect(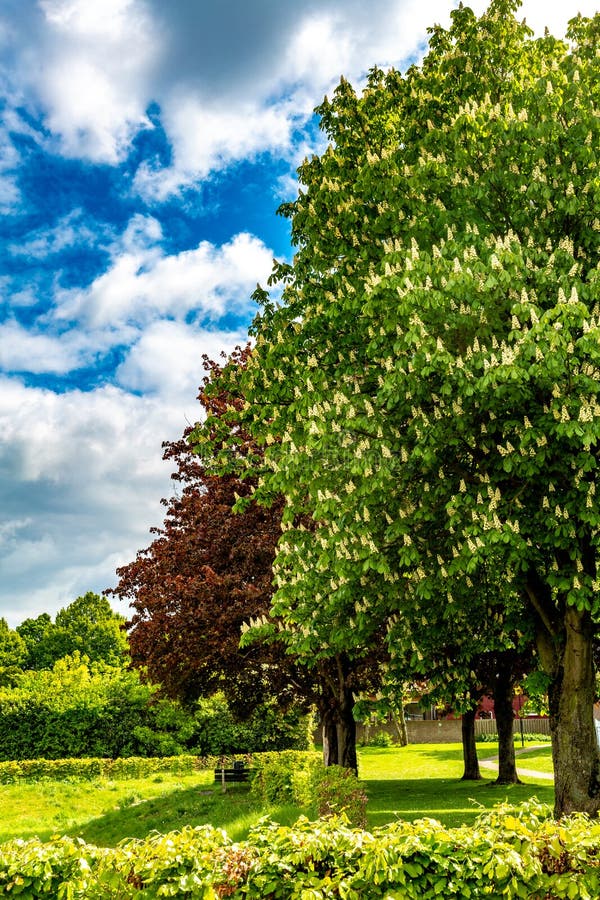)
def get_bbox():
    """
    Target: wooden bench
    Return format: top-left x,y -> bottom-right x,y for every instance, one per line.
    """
214,762 -> 253,783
